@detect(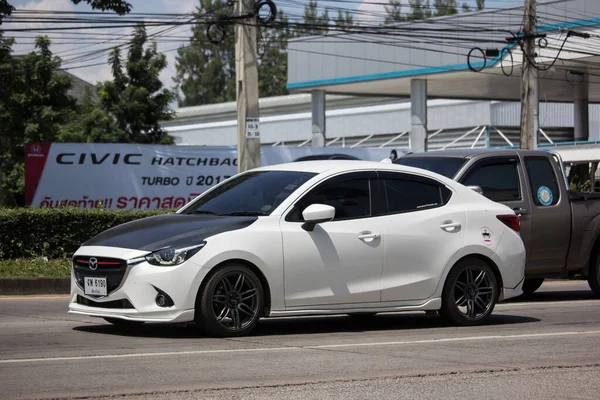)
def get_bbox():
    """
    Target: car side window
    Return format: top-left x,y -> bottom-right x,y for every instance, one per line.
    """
525,157 -> 560,206
462,162 -> 521,202
295,178 -> 372,221
383,178 -> 450,214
